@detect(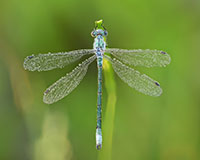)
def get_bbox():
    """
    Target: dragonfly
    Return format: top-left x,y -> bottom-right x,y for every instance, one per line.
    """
23,20 -> 171,150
